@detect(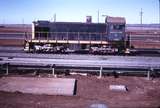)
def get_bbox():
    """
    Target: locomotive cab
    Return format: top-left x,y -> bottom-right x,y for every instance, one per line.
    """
105,16 -> 126,53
